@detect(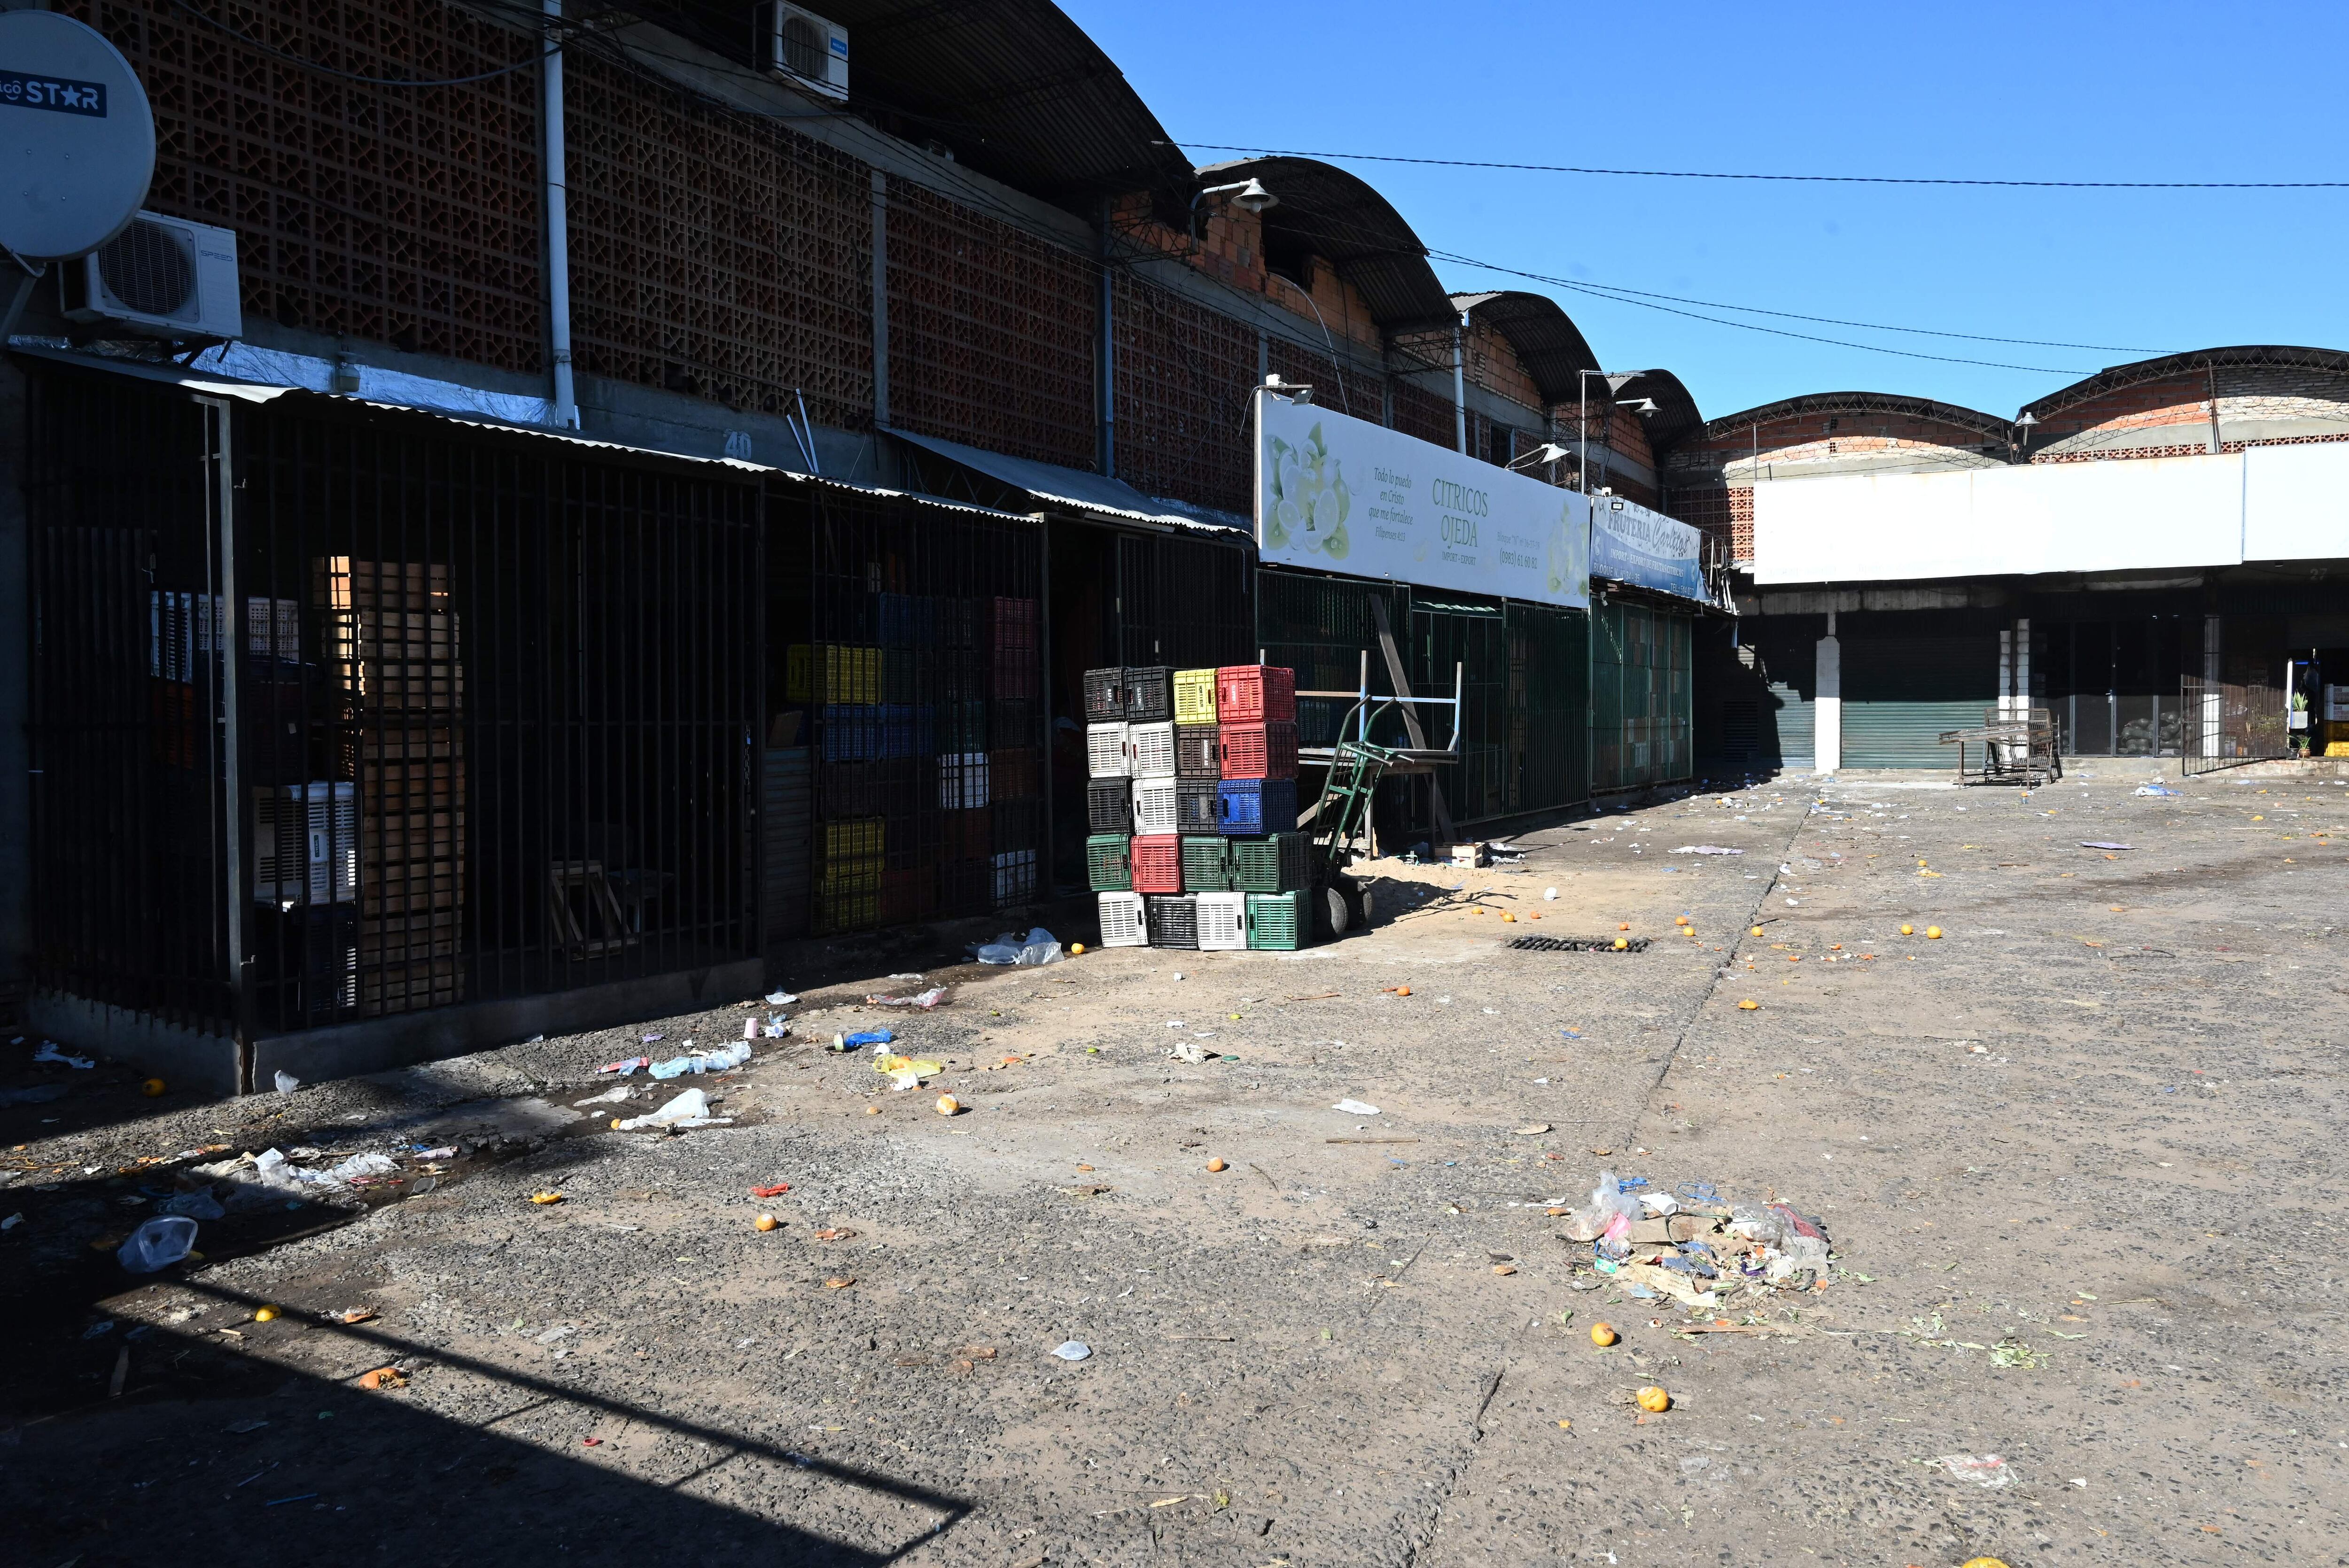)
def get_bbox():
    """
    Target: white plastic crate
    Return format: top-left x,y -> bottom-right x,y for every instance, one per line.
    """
991,848 -> 1037,908
1131,777 -> 1178,835
1097,890 -> 1146,947
253,782 -> 358,906
1086,721 -> 1129,779
1198,891 -> 1247,951
936,751 -> 988,809
1127,720 -> 1175,779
